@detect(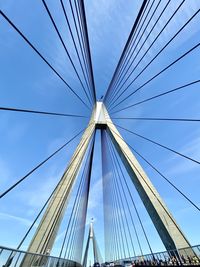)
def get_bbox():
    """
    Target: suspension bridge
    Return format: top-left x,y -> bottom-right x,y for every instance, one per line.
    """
0,0 -> 200,266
